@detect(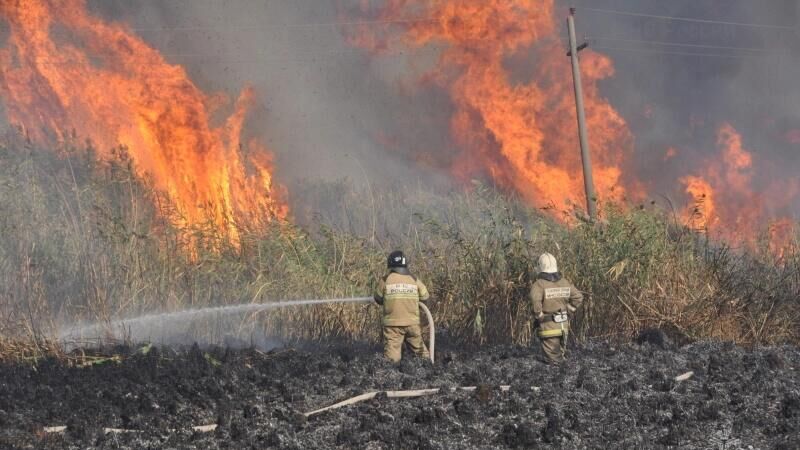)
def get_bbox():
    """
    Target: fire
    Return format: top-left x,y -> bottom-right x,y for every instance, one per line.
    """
346,0 -> 637,216
346,3 -> 795,254
681,175 -> 717,231
769,219 -> 796,258
717,123 -> 753,191
0,0 -> 287,243
2,1 -> 795,256
682,123 -> 796,252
